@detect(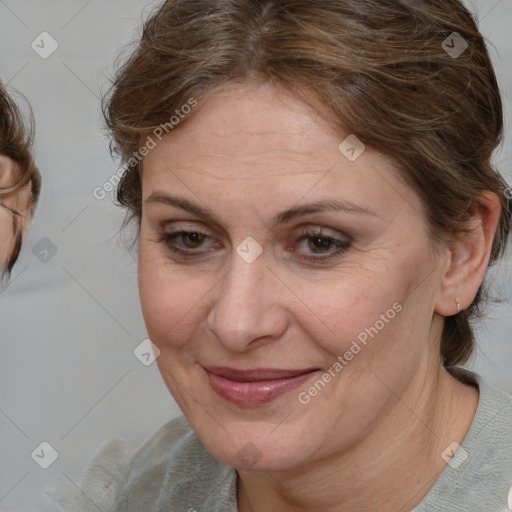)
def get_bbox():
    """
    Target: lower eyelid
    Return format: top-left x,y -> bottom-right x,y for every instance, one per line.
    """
298,241 -> 350,257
